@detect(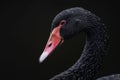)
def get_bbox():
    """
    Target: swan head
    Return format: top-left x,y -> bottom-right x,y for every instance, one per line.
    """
39,7 -> 96,63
